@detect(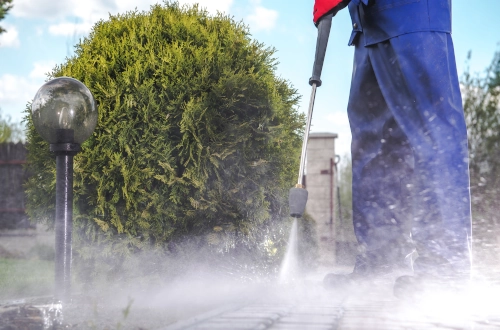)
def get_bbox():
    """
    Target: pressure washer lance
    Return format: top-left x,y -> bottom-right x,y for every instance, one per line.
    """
289,12 -> 333,218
